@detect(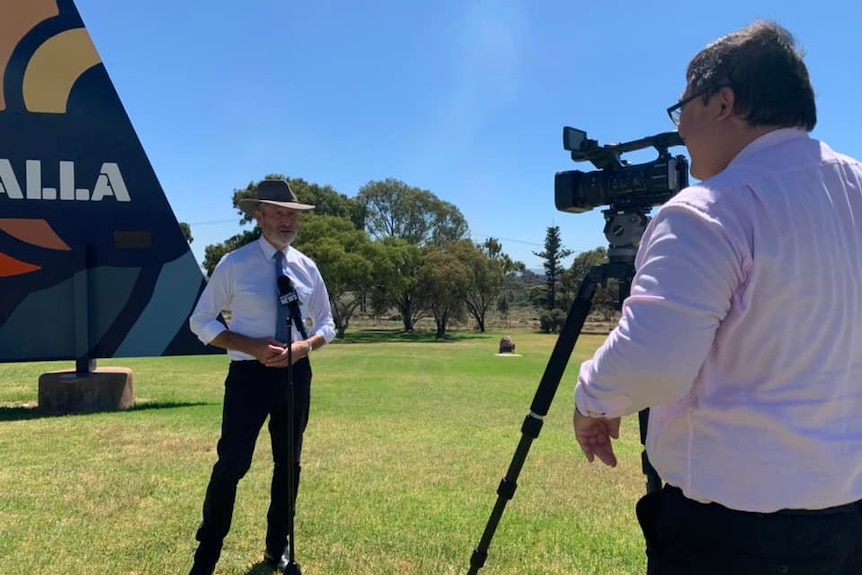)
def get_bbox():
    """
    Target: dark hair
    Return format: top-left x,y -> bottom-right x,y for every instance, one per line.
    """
686,21 -> 816,131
